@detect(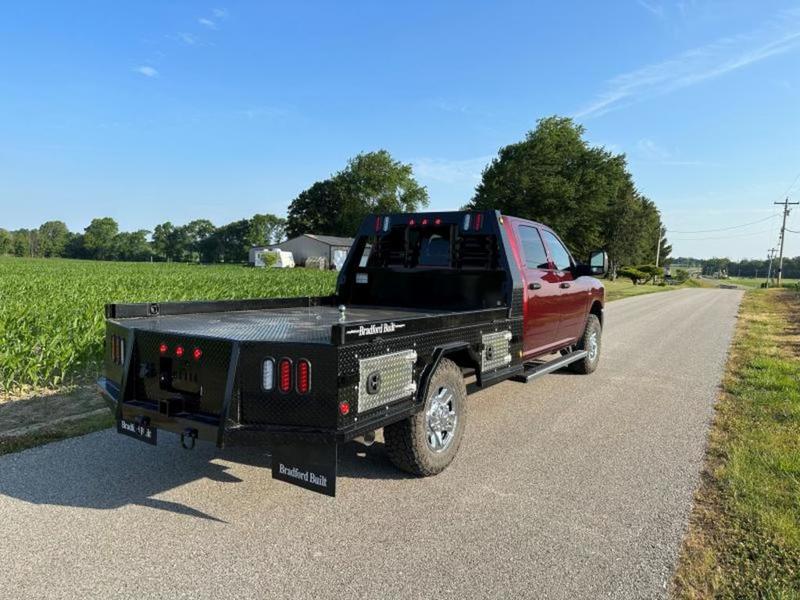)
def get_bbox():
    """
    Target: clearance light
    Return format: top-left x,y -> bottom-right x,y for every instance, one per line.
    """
421,218 -> 429,226
175,346 -> 185,358
297,359 -> 311,394
409,218 -> 416,226
192,347 -> 203,361
338,401 -> 351,416
262,358 -> 275,390
278,358 -> 292,393
159,342 -> 168,354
